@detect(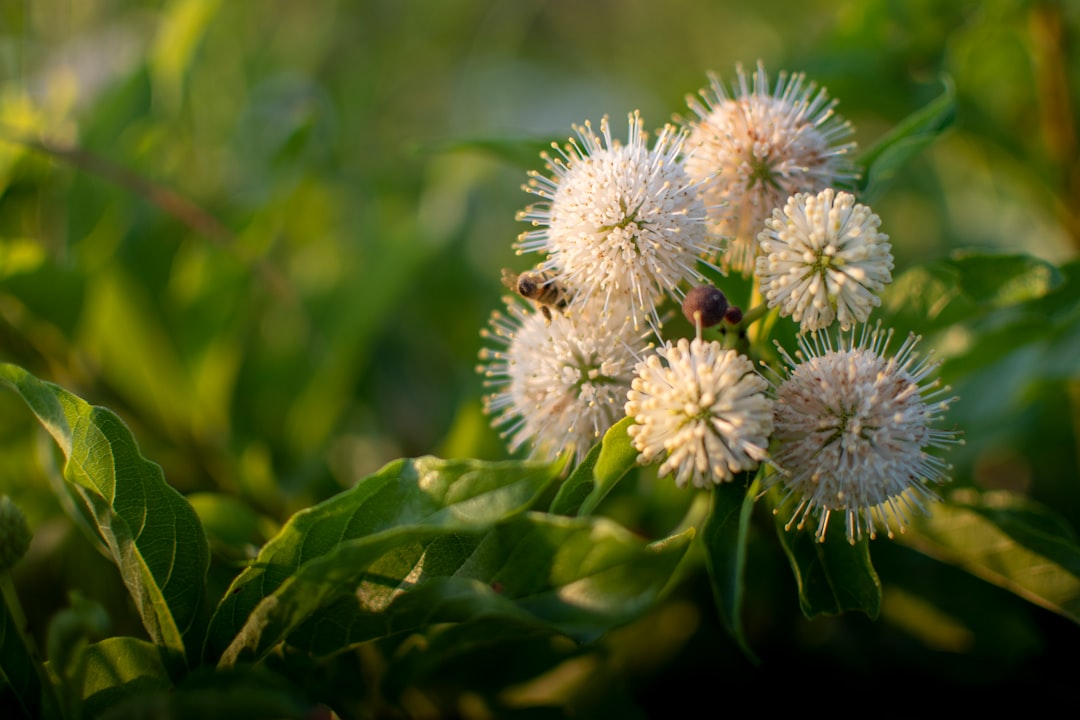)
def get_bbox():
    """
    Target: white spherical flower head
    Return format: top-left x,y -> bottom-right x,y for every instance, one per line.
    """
625,338 -> 773,489
756,189 -> 893,333
516,111 -> 717,332
479,296 -> 651,465
767,325 -> 961,544
684,61 -> 857,275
